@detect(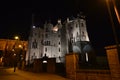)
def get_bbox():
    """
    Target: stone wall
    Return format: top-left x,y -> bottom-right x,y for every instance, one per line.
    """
65,53 -> 112,80
65,53 -> 78,80
105,45 -> 120,80
76,70 -> 111,80
47,58 -> 56,73
33,59 -> 43,72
